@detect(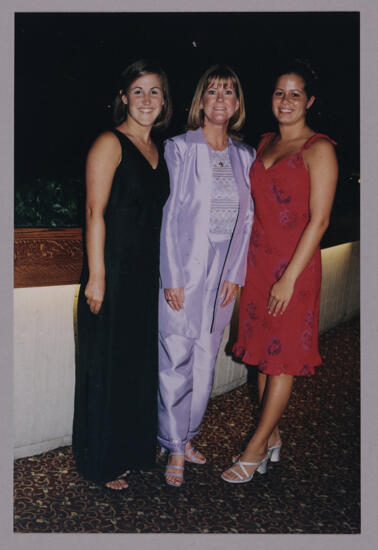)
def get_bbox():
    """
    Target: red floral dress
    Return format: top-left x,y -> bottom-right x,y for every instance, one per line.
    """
233,133 -> 336,376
